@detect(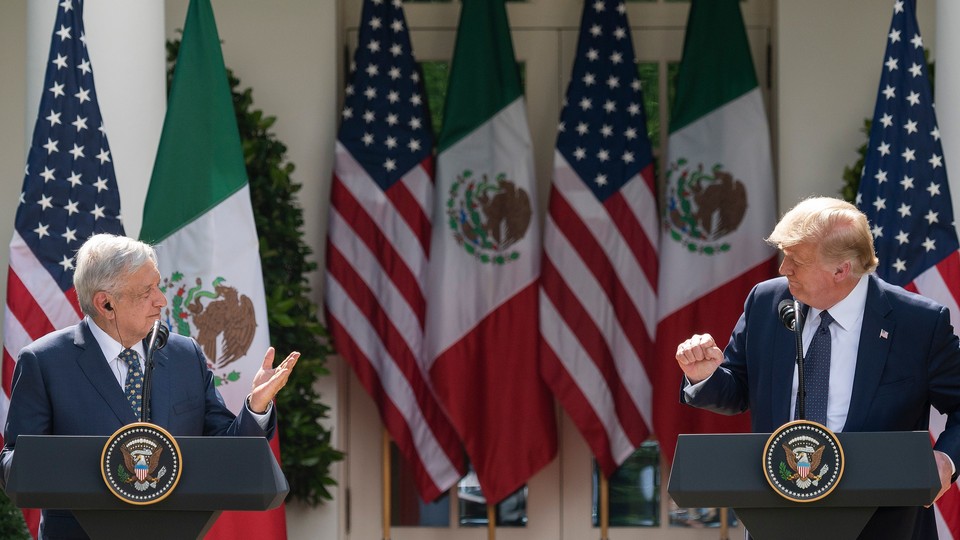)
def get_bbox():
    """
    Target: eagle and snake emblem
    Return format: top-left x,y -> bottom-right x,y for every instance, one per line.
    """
161,274 -> 257,385
446,170 -> 533,265
663,159 -> 748,255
